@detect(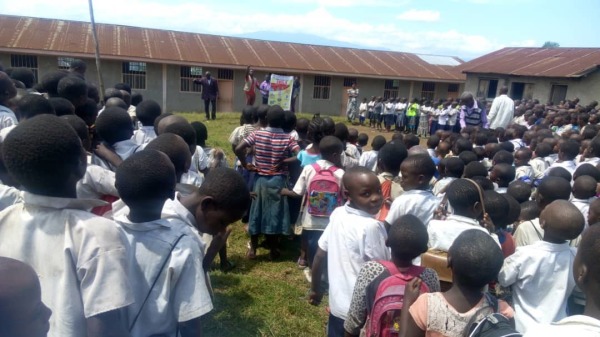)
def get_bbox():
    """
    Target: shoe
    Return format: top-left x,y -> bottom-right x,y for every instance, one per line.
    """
246,248 -> 256,260
297,257 -> 308,269
303,267 -> 312,283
